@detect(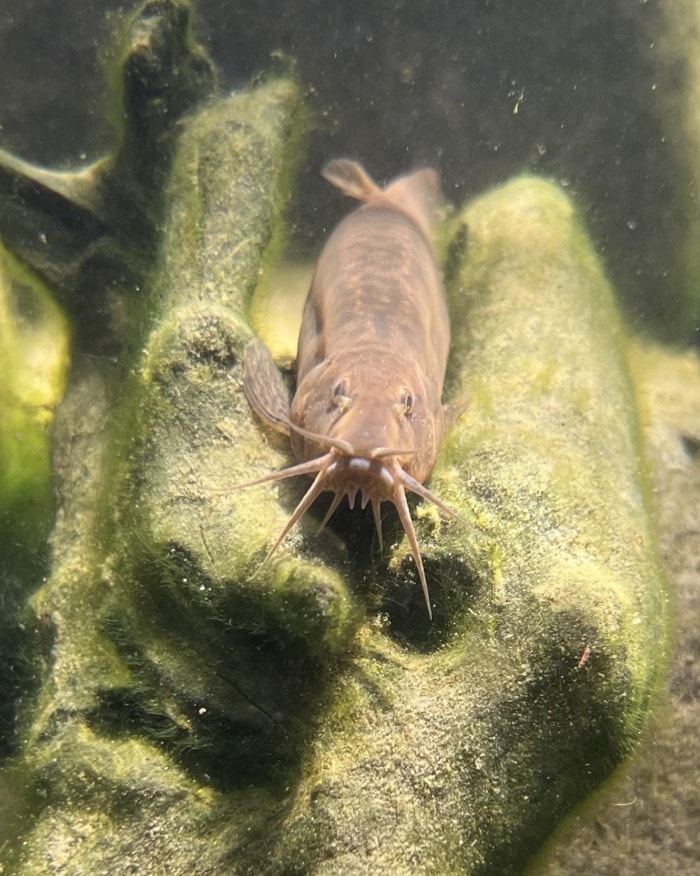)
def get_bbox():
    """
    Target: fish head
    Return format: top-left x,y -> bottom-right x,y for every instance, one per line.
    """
242,349 -> 464,622
290,350 -> 443,481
